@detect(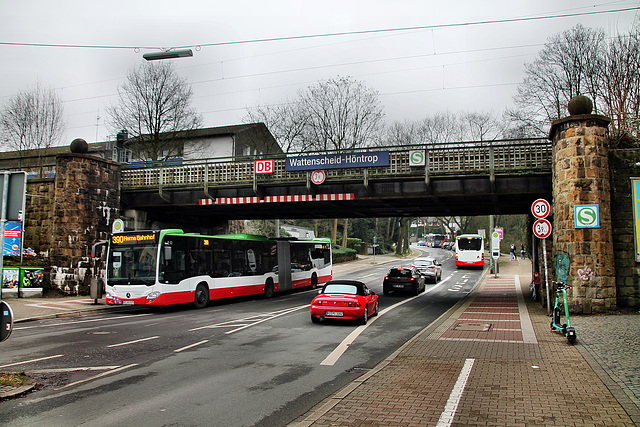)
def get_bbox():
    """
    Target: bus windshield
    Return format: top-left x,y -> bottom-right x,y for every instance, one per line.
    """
457,237 -> 482,251
107,244 -> 157,285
